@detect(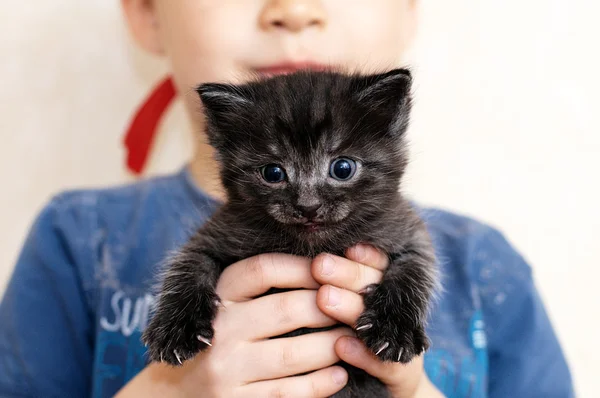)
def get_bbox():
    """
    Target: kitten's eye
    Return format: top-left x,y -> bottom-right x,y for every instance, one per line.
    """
261,164 -> 286,183
329,158 -> 357,181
